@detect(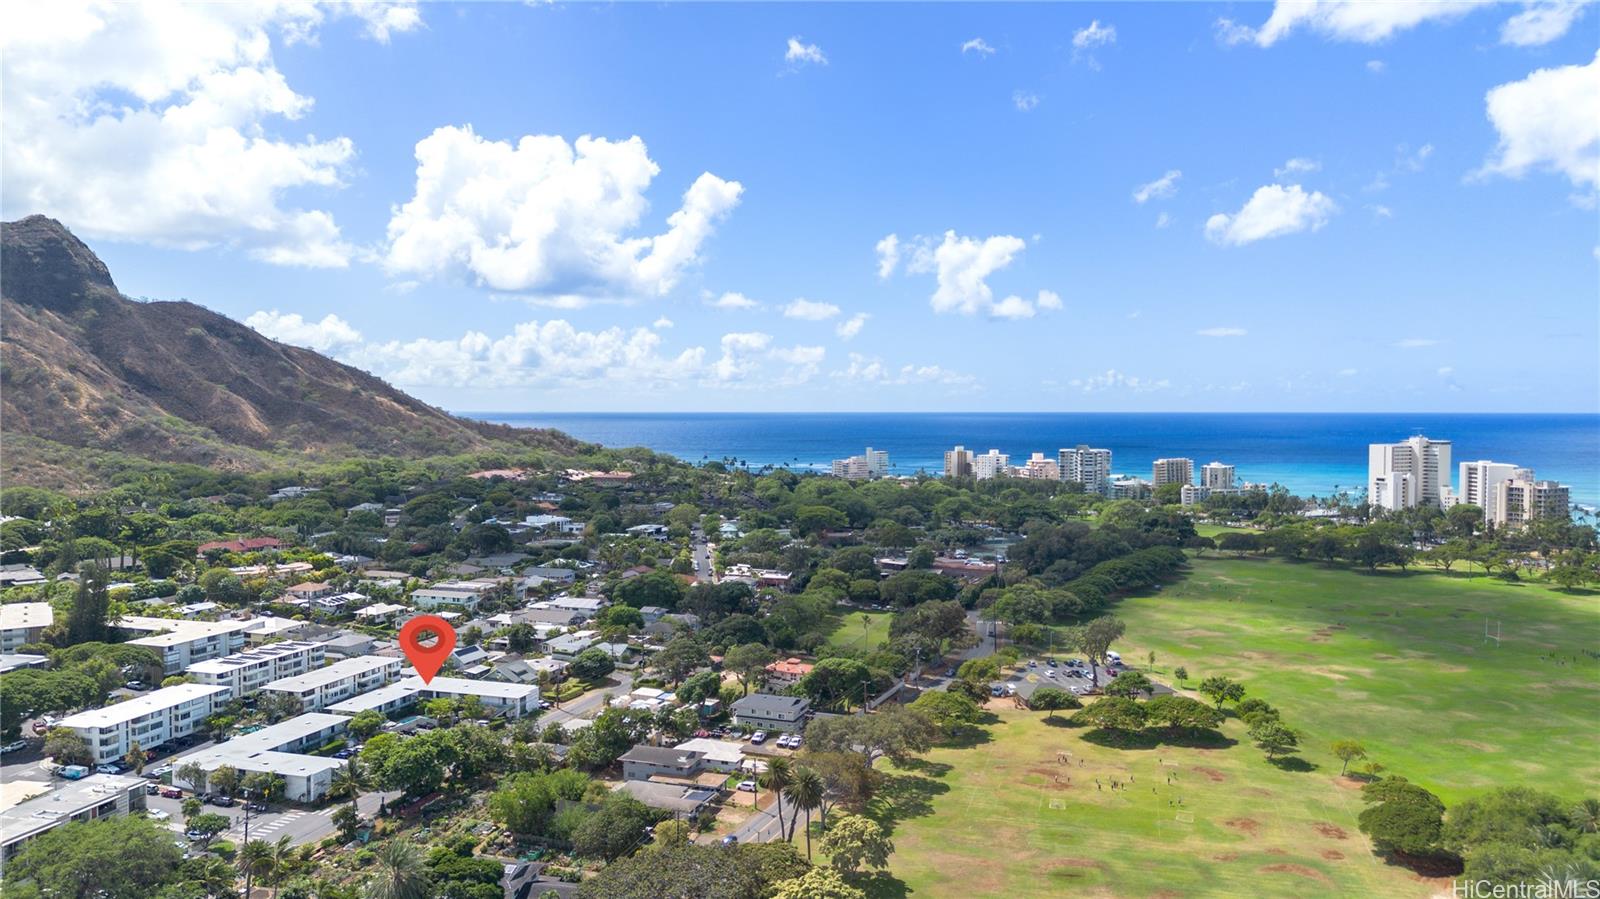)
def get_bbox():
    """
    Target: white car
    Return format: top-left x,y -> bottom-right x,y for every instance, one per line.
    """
750,731 -> 768,744
0,740 -> 28,754
147,809 -> 171,822
736,780 -> 758,792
